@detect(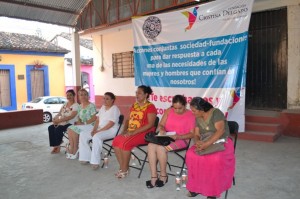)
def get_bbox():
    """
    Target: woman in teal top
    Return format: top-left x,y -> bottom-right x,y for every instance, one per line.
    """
66,89 -> 97,159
